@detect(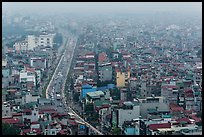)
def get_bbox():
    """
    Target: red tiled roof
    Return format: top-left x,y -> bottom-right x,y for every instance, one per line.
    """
2,118 -> 20,124
32,128 -> 41,134
148,123 -> 171,130
98,52 -> 107,63
68,119 -> 77,126
12,113 -> 23,116
26,67 -> 36,73
31,121 -> 39,124
189,114 -> 201,122
58,113 -> 68,117
185,88 -> 193,93
23,109 -> 32,113
183,109 -> 193,114
22,129 -> 31,134
169,103 -> 184,112
17,123 -> 25,127
27,82 -> 34,87
162,85 -> 178,89
58,129 -> 67,135
7,89 -> 17,93
176,117 -> 191,123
